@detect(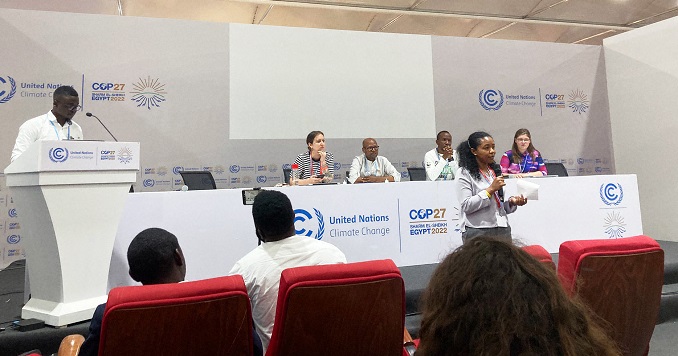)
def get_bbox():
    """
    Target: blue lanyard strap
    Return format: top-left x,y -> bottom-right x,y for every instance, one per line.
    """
363,156 -> 379,176
48,113 -> 71,140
